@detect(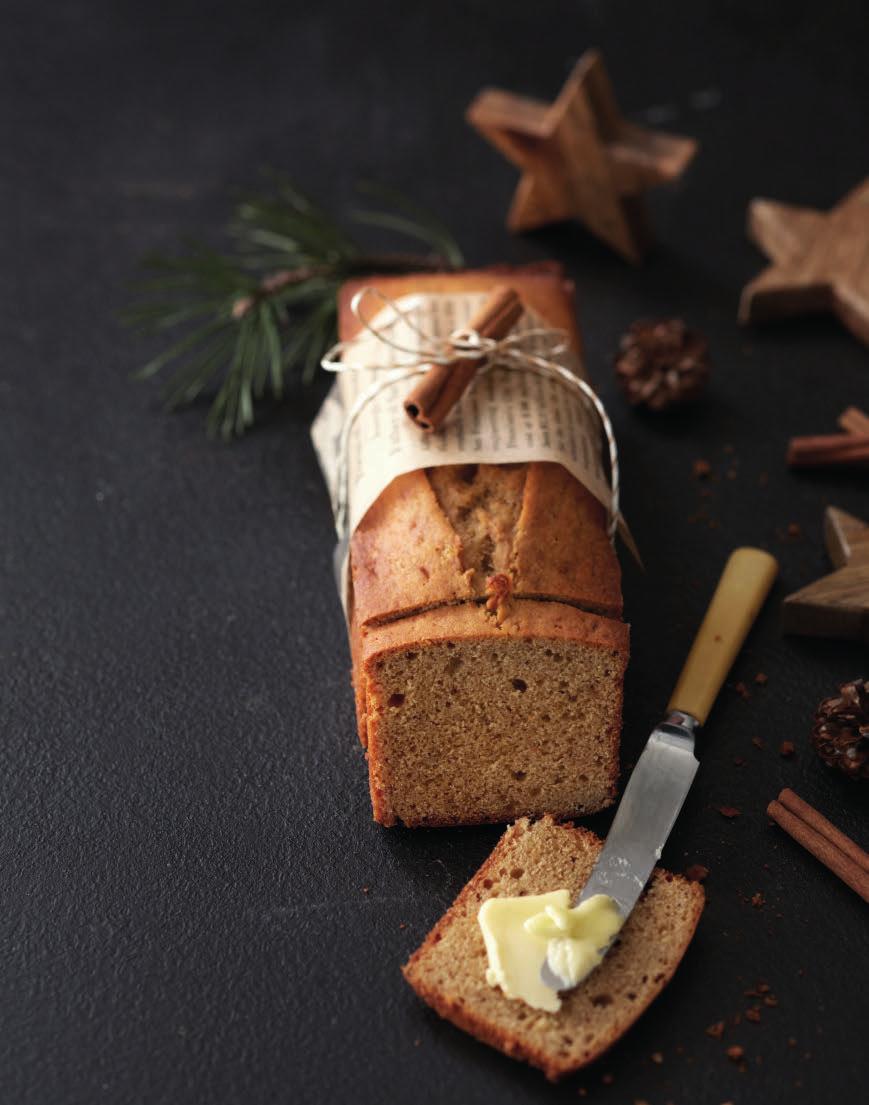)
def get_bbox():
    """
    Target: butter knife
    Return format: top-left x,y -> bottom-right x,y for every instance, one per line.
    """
541,546 -> 778,992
